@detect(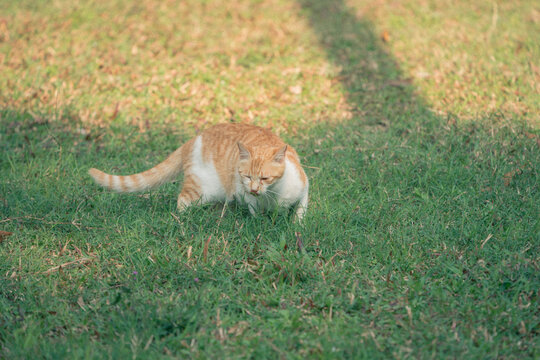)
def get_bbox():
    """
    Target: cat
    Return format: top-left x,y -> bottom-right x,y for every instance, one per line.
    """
89,123 -> 309,221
